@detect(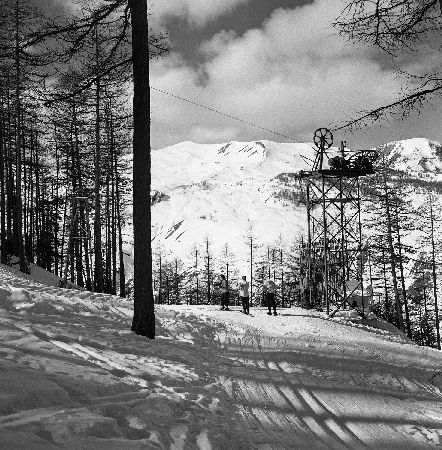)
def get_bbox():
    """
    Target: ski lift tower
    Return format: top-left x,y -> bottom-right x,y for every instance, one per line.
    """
298,128 -> 378,317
